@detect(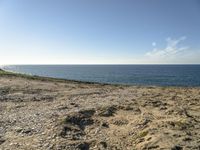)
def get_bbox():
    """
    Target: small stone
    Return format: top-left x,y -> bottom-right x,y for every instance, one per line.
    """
15,127 -> 23,133
148,145 -> 159,149
44,143 -> 50,147
171,145 -> 183,150
183,137 -> 192,141
101,122 -> 109,128
70,102 -> 75,105
98,141 -> 107,149
0,138 -> 5,145
22,128 -> 32,134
